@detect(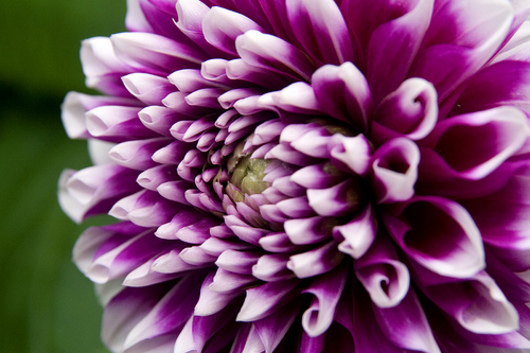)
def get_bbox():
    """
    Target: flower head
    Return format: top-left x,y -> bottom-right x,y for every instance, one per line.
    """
60,0 -> 530,352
